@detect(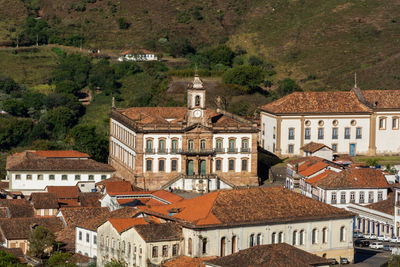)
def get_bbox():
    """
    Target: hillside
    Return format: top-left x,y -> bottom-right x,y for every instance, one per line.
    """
0,0 -> 399,90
